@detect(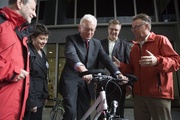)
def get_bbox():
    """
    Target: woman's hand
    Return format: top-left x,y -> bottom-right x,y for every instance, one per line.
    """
31,106 -> 37,113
